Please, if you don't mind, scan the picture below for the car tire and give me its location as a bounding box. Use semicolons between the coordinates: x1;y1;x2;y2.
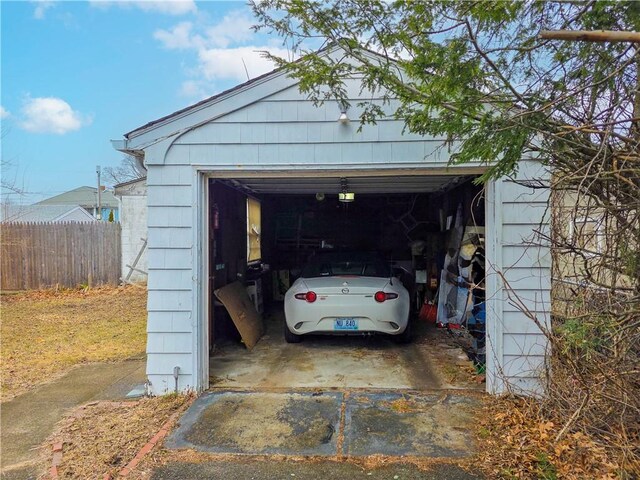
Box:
393;319;412;344
284;323;302;343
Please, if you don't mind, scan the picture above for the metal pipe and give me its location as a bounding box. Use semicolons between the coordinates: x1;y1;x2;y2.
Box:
96;165;102;220
173;366;180;394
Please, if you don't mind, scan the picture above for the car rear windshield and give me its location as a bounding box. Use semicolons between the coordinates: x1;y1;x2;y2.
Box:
301;253;391;278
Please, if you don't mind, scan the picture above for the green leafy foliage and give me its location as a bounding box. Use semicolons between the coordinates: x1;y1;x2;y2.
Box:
252;0;639;182
536;452;559;480
253;3;640;474
554;316;608;360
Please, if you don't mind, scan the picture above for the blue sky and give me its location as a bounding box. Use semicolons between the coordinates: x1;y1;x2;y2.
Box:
1;0;293;203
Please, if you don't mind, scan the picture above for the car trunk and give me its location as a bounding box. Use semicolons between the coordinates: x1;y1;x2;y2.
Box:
299;276;391;296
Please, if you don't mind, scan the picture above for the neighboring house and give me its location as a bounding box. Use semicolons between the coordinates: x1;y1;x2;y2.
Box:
113;45;551;397
552;188;632;299
114;177;148;284
36;186;119;221
0;204;97;223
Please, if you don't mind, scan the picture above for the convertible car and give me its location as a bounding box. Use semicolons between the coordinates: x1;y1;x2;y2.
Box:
283;251;411;343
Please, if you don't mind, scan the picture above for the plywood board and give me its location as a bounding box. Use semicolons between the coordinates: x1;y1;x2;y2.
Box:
214;281;264;350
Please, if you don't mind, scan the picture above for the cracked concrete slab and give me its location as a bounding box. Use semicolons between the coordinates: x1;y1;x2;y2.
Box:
166;391;342;456
210;312;441;390
172;313;481;464
343;392;476;457
167;390;477;459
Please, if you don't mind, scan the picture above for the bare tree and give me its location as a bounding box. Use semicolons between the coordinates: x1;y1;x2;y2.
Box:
103;155;146;186
1;127;24;197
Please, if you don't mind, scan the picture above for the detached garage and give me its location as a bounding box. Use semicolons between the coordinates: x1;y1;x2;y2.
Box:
113;48;551;397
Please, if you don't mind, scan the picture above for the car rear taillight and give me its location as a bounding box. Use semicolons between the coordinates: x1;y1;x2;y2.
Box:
374;291;398;303
295;291;317;303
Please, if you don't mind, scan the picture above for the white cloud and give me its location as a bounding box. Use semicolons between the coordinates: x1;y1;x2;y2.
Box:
154;8;293;98
153;10;257;51
0;106;10;119
32;0;56;19
197;46;289;83
19;97;91;134
154;21;199;50
89;0;196;16
204;10;255;48
132;1;196;15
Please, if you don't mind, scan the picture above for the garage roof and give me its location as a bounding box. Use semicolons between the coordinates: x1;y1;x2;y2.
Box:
221;175;472;195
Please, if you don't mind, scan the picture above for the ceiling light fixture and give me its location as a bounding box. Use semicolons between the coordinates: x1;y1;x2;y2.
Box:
339;191;355;202
338;178;355;203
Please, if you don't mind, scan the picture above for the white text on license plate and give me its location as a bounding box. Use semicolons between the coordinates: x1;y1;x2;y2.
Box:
334;318;358;330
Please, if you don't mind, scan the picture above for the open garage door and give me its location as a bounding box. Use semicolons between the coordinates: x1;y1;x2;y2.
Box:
206;172;487;392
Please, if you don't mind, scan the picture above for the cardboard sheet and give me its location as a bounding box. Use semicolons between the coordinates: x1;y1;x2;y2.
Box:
214;281;264;350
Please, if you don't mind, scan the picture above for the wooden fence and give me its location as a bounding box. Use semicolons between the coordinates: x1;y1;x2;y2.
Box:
1;222;121;290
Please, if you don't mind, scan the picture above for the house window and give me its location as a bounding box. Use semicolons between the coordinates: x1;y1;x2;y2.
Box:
247;197;261;263
569;216;604;255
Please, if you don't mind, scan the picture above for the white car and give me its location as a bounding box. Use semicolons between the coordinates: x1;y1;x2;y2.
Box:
284;251;411;343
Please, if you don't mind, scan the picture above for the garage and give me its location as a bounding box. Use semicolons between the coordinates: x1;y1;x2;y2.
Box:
206;172;486;389
113;46;551;397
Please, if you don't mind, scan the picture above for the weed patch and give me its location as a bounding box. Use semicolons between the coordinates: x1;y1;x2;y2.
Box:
477;396;634;479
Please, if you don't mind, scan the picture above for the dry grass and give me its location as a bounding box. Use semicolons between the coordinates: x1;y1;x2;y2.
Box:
476;395;635;480
45;394;192;479
1;285;147;401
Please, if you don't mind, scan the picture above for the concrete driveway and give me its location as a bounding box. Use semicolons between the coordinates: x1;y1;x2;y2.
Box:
157;313;484;479
209;310;481;391
0;359;146;480
152;459;483;479
166;389;479;457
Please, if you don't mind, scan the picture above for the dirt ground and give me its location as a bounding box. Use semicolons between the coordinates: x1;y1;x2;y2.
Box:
1;285;147;401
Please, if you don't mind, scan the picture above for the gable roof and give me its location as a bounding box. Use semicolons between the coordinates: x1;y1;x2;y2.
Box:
115;44;396;156
113;176;147;189
0;204;97;223
125;67;285;139
36;186;119;209
122;44;372;141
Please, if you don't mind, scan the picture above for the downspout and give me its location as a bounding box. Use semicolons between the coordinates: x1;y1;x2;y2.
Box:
134;153;147;174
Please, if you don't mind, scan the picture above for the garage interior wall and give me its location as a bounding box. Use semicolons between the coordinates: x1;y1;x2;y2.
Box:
208;181;250;345
208;176;486;347
136;68;550;396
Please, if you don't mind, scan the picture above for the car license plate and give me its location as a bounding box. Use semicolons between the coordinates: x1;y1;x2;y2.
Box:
334;318;358;330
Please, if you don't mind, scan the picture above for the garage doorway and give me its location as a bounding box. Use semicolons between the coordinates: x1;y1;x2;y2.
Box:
205;172;487;391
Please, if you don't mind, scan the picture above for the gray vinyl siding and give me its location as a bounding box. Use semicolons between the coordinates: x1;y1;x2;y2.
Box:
487;158;551;395
136;71;551;396
166;82;454;169
145;162;196;393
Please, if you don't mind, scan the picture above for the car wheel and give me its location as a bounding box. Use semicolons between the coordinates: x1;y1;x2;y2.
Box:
284;322;302;343
393;319;412;344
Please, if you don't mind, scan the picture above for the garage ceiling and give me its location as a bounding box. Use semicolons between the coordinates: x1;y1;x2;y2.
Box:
222;175;473;195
